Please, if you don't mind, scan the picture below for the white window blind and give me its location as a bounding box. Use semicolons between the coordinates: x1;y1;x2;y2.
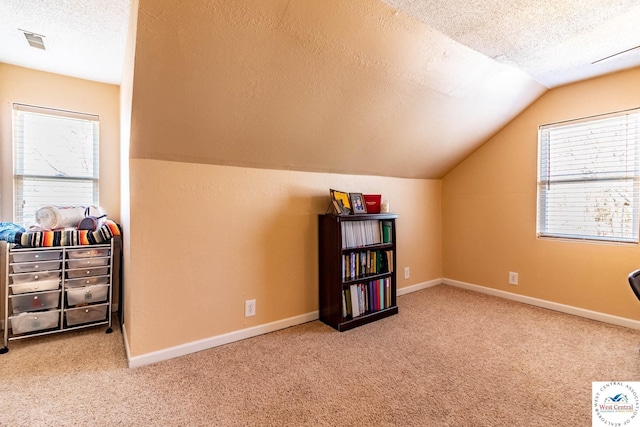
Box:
537;107;640;243
13;104;99;227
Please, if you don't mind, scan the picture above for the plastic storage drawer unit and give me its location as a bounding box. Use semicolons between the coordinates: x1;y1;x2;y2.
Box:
65;305;108;326
10;310;60;334
10;271;61;284
11;260;61;274
66;266;109;279
65;275;109;288
10;290;61;314
66;257;110;269
11;250;62;263
66;248;110;259
3;240;114;351
66;284;109;306
10;278;60;295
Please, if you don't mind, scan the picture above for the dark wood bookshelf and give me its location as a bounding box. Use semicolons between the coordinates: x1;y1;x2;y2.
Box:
318;213;398;331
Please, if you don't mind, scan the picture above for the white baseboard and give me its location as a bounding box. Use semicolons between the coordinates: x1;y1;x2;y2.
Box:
125;280;442;368
397;278;442;296
126;275;640;368
128;311;319;368
443;278;640;331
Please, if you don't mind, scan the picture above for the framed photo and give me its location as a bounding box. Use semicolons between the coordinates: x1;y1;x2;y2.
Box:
330;189;351;215
349;193;367;214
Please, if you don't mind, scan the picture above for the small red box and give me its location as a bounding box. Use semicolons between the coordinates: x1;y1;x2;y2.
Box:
363;194;381;214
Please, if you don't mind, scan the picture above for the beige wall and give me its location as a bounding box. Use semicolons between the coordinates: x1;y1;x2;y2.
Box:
442;67;640;320
125;159;441;356
131;0;543;180
0;63;121;223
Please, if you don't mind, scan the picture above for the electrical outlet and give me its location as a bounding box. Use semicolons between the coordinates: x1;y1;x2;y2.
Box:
404;267;410;279
245;299;256;317
509;272;519;285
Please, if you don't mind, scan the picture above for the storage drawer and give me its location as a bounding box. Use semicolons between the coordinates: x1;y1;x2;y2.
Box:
10;270;61;284
66;275;109;288
66;248;110;259
10;278;60;295
10;310;60;334
11;250;62;263
66;266;109;279
66;284;109;306
66;257;109;269
10;290;61;314
11;260;61;274
65;305;108;326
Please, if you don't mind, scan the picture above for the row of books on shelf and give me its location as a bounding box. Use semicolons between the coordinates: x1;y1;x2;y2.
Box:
342;250;393;281
341;278;392;319
341;220;393;249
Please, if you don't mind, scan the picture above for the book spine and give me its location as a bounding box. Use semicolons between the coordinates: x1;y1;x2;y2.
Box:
385;278;391;308
350;284;360;317
342;290;347;318
382;221;392;243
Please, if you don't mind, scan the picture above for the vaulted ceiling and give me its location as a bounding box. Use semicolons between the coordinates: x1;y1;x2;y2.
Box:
2;0;639;178
384;0;640;88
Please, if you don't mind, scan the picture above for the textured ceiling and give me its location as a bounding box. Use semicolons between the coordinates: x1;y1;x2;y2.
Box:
0;0;130;84
1;1;638;88
382;0;640;88
2;0;640;178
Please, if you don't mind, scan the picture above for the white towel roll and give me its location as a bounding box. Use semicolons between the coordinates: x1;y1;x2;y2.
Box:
35;206;107;229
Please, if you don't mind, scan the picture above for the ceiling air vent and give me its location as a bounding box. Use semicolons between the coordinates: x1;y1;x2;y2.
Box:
20;29;46;50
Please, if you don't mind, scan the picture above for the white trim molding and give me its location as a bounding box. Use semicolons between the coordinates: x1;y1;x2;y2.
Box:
397;279;442;296
126;280;444;368
128;311;319;368
125;279;443;368
125;276;640;368
443;278;640;331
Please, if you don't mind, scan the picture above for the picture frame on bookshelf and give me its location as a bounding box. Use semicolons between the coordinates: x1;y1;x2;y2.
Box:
332;199;347;215
330;189;351;215
349;193;367;214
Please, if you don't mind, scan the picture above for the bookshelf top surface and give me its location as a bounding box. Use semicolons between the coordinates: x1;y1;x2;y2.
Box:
321;213;398;221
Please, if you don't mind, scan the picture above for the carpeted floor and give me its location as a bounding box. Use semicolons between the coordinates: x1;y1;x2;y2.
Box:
1;284;639;426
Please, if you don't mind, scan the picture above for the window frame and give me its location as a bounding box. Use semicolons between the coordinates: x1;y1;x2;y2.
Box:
536;107;640;244
12;103;100;227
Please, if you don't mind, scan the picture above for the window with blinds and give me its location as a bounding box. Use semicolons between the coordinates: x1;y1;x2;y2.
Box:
537;108;640;243
13;104;99;227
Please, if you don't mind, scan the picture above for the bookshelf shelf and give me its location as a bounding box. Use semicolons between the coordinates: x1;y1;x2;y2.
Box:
318;213;398;332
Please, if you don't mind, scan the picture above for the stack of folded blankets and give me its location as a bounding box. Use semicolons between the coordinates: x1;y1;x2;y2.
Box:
0;205;120;247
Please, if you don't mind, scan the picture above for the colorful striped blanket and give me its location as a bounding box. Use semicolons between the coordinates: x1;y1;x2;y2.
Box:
14;220;121;247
